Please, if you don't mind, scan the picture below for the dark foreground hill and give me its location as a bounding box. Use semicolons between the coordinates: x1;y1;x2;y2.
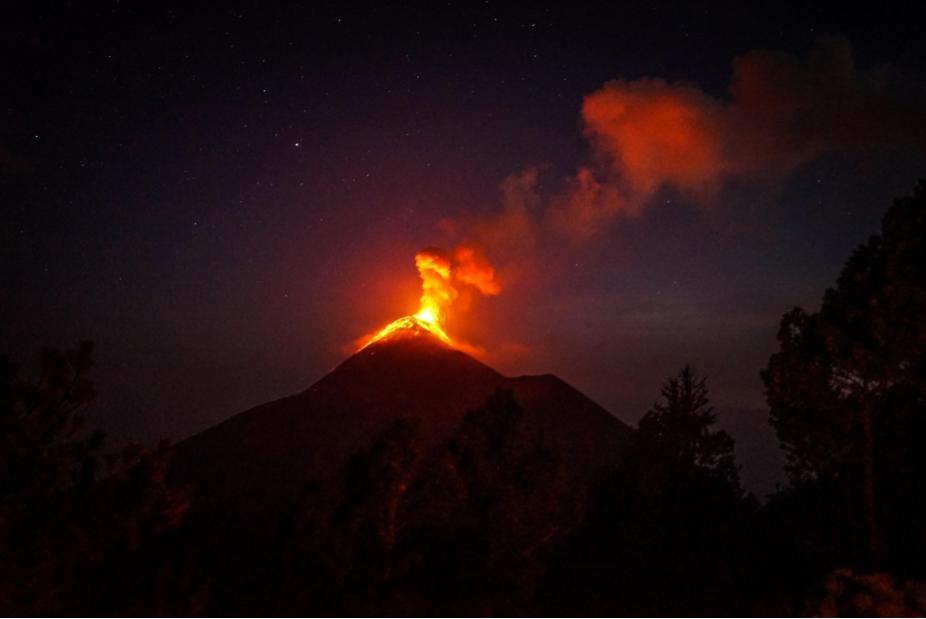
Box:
169;327;631;609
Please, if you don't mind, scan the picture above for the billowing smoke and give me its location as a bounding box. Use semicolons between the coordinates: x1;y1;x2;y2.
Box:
410;36;926;348
455;35;926;247
413;245;501;321
550;35;926;237
413;249;456;320
451;245;502;296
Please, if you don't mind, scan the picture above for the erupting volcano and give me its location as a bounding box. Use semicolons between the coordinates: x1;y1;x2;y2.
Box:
165;234;643;616
360;246;500;349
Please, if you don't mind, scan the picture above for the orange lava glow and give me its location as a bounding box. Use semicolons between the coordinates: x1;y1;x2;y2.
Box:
360;314;452;349
359;245;500;350
360;250;458;349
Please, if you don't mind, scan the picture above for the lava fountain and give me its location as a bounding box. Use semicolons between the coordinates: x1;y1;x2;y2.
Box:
359;246;499;349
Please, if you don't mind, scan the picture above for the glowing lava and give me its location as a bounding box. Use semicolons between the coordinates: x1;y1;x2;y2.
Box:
360;250;457;349
361;314;452;349
359;245;501;351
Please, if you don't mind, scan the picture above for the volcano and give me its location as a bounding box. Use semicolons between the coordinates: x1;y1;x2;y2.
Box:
170;328;631;597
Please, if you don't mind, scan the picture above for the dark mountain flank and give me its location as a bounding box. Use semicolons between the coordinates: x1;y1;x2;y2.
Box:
170;329;631;601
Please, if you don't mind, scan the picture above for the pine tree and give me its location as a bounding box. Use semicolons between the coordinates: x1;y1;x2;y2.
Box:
763;181;926;568
637;365;740;489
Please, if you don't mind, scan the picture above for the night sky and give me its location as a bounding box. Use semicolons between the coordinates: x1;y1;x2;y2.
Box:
4;2;926;494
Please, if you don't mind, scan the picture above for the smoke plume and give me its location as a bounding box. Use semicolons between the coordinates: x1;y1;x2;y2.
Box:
550;35;926;237
415;36;926;346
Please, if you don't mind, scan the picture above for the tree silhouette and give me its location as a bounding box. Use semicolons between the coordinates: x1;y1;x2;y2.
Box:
637;364;740;490
408;389;581;612
550;366;749;615
763;181;926;569
279;418;423;613
280;389;579;615
0;342;194;614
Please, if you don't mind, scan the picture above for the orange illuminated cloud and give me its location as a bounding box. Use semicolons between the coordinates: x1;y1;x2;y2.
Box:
360;36;926;353
581;78;724;198
452;245;501;296
553;35;926;238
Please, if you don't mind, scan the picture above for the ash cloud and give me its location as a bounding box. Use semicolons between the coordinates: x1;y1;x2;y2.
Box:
463;36;926;248
558;35;926;236
421;35;926;359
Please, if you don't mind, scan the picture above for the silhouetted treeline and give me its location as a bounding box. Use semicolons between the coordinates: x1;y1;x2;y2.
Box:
4;182;926;615
544;364;753;615
0;343;204;615
269;390;581;615
755;180;926;613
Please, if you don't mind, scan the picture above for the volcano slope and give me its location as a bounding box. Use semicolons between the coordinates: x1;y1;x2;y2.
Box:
170;327;631;604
